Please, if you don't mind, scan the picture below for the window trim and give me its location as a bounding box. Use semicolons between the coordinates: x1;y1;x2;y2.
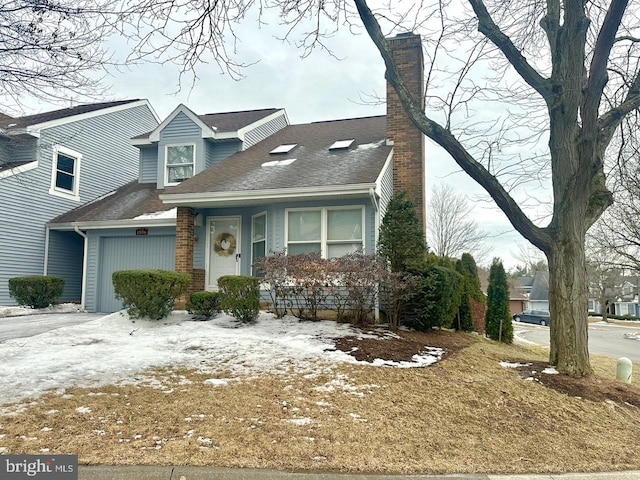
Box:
164;143;196;186
251;212;267;276
285;206;365;258
49;145;82;201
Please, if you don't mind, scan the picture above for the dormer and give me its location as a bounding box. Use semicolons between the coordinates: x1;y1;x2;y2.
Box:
132;104;289;189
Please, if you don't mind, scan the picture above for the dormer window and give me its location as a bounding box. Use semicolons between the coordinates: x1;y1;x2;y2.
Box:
166;144;195;185
329;139;355;150
49;145;82;201
270;144;297;154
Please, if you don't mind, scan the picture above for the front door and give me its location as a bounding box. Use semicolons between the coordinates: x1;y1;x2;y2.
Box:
207;216;241;290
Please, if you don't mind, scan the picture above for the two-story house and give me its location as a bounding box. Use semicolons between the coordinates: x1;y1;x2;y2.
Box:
48;32;427;313
0;100;159;306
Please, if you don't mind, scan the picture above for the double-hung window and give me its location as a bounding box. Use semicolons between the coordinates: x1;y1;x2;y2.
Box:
286;207;364;257
165;144;195;185
49;145;82;200
252;212;267;276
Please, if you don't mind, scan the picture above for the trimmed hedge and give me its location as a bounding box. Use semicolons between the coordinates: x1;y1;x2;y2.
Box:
112;269;190;320
187;291;221;319
218;275;260;323
8;276;65;309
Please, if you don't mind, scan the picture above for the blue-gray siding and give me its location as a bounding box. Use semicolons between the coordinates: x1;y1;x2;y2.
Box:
243;113;288;150
378;158;394;220
138;146;158;184
47;230;83;302
84;227;176;312
157;112;204;188
0;103;158;306
204;140;241;170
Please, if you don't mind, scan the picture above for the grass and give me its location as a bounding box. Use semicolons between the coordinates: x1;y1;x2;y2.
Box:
0;336;639;474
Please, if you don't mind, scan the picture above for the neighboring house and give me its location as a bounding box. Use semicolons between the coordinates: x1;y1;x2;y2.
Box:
48;32;427;313
0;100;159;306
589;277;640;317
528;271;550;312
509;279;528;316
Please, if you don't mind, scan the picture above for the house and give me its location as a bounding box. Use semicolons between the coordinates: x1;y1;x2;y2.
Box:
0;100;159;306
48;32;427;313
528;271;549;312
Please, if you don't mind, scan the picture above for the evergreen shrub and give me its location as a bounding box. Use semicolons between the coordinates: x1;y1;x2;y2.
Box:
8;276;65;309
112;269;190;320
218;275;260;323
485;258;513;343
187;291;221;319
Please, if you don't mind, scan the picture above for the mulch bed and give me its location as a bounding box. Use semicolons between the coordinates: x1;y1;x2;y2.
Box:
332;329;640;407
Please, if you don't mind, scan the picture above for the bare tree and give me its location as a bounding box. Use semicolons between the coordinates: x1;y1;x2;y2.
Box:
585;237;625;323
510;242;548;277
0;1;121;111
428;183;490;262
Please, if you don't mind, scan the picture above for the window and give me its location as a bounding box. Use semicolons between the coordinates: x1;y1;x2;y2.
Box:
49;145;82;200
286;207;363;258
165;144;195;185
252;212;267;276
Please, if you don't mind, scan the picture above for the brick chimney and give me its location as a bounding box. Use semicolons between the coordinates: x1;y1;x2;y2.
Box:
386;32;426;235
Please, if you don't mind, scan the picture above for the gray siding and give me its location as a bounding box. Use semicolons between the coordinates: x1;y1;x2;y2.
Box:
204;140;241;170
47;230;83;302
84;227;176;312
243;113;288;150
157;112;204;188
138;146;158;184
0;103;158;306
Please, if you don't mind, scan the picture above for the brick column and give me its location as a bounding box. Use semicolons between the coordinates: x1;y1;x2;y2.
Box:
386;32;426;237
175;206;195;309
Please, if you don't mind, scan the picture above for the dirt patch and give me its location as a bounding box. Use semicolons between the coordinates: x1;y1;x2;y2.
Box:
507;360;640;407
333;329;476;363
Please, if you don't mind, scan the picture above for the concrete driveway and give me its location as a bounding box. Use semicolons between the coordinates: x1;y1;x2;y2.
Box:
0;312;103;342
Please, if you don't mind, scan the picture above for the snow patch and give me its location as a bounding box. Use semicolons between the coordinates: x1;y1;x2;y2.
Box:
133;208;177;220
500;361;532;369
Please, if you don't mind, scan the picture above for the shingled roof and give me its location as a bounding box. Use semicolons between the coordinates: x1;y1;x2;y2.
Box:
164;115;390;196
0;100;142;129
132;107;283;141
49;181;174;225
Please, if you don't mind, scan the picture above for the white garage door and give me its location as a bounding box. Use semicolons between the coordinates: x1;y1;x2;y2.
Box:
97;235;176;313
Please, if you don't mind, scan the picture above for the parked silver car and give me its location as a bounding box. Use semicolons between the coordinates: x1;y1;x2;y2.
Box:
513;309;551;326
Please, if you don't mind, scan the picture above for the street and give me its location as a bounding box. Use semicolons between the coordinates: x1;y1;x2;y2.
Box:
515;321;640;362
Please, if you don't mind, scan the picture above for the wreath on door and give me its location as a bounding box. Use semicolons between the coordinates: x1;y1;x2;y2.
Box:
214;232;236;256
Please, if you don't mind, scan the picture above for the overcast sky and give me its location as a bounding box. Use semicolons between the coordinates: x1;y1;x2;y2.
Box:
26;15;541;270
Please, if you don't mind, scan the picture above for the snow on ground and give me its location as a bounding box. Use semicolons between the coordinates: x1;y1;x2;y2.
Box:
0;310;440;408
0;303;82;318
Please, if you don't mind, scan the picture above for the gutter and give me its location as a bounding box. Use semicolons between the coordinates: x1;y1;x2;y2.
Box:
74;225;88;311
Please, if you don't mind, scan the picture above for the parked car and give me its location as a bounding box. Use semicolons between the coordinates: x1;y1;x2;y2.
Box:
513;309;551;326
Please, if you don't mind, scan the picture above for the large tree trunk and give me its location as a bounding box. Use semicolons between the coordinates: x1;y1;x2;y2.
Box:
547;229;592;376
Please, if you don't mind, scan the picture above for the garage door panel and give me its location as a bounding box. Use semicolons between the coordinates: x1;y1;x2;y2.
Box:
98;236;176;313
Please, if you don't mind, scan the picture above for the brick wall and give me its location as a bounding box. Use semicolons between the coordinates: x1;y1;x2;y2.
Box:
386;32;426;235
175;206;195;309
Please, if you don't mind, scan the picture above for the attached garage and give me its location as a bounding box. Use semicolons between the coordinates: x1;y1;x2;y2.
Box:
94;234;176;313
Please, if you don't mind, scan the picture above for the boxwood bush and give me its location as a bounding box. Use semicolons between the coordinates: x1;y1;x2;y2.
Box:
8;276;65;309
112;269;190;320
218;275;260;323
187;291;221;319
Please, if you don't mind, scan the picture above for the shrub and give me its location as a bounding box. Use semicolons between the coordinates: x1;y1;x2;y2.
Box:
253;251;292;318
332;253;382;326
218;275;260;323
112;269;190;320
187;291;221;319
485;258;513;343
379;269;421;330
404;260;464;331
378;191;427;272
8;276;65;309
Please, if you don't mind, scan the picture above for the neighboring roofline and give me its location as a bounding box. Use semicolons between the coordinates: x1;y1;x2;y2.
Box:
132;107;288;146
159;183;377;206
48;218;176;231
0;160;38;179
24;100;158;134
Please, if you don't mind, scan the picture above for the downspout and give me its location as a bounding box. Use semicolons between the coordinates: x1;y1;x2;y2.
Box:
74;224;88;311
369;187;380;322
43;226;50;275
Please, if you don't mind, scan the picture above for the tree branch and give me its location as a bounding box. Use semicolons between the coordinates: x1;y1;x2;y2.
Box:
353;0;550;252
466;0;550;103
598;70;640;144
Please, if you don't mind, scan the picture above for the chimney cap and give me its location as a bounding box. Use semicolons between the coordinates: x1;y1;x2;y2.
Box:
393;31;417;38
